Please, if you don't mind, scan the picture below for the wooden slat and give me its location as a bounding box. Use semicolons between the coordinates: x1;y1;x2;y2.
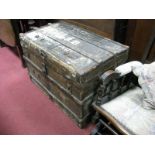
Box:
50;21;129;54
38;25;114;64
24;30;97;75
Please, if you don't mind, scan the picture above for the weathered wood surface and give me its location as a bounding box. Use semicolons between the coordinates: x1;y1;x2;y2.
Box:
23;51;99;100
20;21;129;127
27;62;92;128
20;21;129;83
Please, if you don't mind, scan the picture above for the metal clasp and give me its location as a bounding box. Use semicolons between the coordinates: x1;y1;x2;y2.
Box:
41;62;47;75
39;50;48;75
67;82;72;93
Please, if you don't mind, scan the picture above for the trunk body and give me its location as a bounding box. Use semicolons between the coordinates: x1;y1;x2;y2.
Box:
20;21;129;128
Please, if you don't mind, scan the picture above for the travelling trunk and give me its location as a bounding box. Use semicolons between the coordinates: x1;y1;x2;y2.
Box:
20;21;129;128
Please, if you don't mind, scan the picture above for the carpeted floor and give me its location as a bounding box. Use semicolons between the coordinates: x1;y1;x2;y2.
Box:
0;47;93;134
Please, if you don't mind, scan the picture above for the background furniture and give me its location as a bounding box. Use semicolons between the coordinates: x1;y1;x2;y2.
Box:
90;65;155;135
0;20;16;47
125;19;155;62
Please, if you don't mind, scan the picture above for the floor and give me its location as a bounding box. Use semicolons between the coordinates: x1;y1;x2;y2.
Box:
0;47;93;134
